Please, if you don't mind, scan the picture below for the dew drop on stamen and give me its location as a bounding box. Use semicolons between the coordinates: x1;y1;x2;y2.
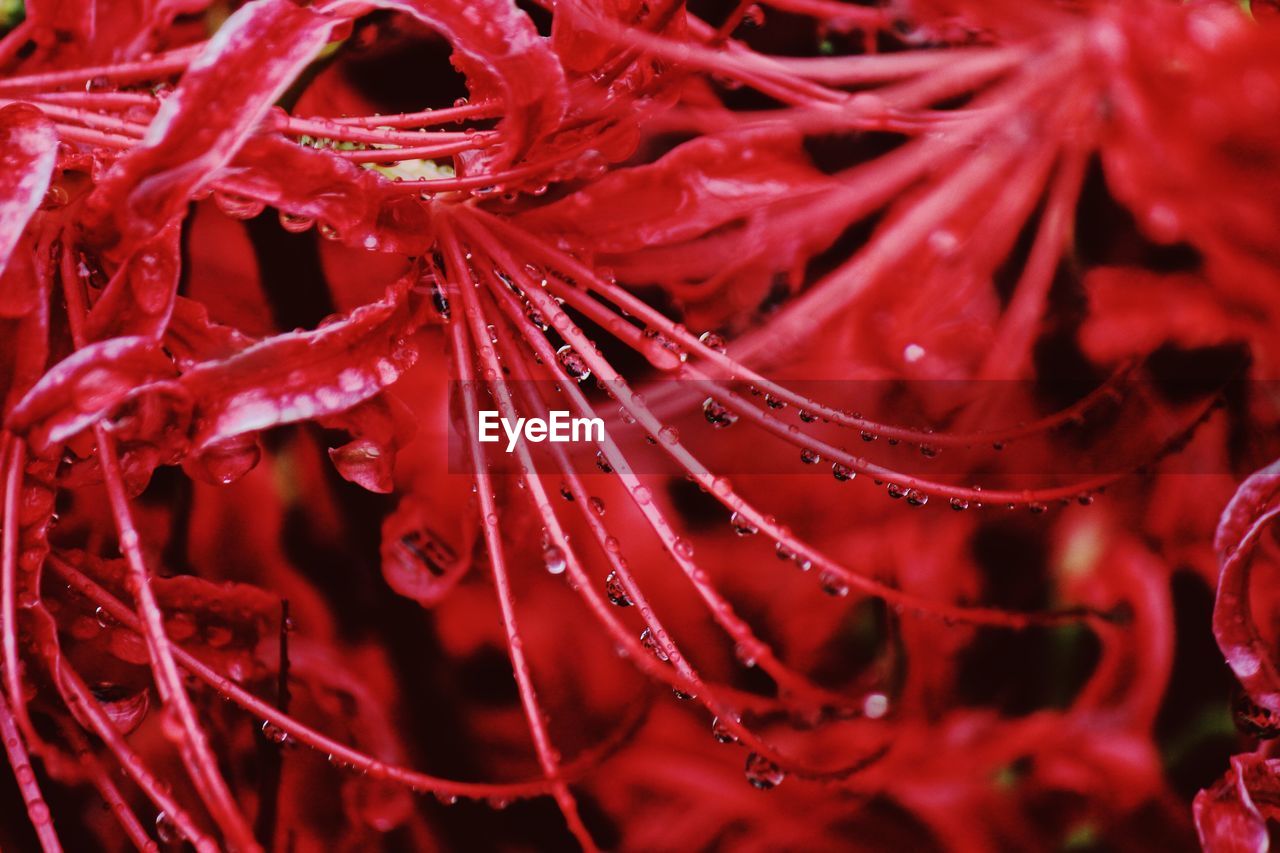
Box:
556;345;590;381
905;489;928;507
949;497;970;511
605;571;632;607
730;511;758;536
155;812;179;844
744;753;785;790
712;716;739;744
590;496;606;516
765;394;785;410
886;483;905;500
818;570;849;597
640;628;669;661
698;330;728;354
799;448;820;465
543;545;567;575
1028;501;1047;515
673;538;694;559
595;452;613;473
261;720;290;745
703;397;738;428
861;430;877;442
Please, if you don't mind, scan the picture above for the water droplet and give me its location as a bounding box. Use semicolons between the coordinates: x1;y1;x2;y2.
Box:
605;571;632;607
155;811;179;843
831;462;854;482
818;570;849;597
640;628;669;661
40;183;69;210
920;444;940;459
672;538;694;559
213;192;264;219
543;545;567;575
698;331;727;354
672;686;696;700
886;483;905;500
261;720;291;745
799;448;820;465
91;684;150;735
702;397;738;428
525;305;547;330
744;753;785;790
590;496;606;516
730;512;758;536
711;716;739;743
658;425;680;445
1028;501;1047;515
861;430;877;442
798;409;817;423
595;452;613;473
765;394;785;410
949;497;970;511
94;606;115;629
1077;493;1094;506
278;211;315;233
905;489;928;507
862;692;890;720
189;436;261;485
204;623;233;648
1233;691;1280;738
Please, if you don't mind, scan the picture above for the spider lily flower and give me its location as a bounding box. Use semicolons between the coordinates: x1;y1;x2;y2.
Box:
0;0;1274;850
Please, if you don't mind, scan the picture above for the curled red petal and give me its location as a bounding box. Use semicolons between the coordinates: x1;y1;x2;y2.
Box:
85;0;345;253
364;0;568;169
1194;755;1278;853
82;224;182;343
519;127;830;252
4;336;177;450
0;105;58;278
320;393;416;493
1213;459;1280;711
180;281;421;452
227;136;433;254
163;296;257;368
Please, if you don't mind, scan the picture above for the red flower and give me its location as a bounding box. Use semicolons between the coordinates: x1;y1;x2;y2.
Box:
0;0;1276;850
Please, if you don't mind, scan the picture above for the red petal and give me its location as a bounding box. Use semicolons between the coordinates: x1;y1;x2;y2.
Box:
180;281;422;453
321;393;416;494
1213;459;1280;711
374;0;568;168
0;105;58;277
82;224;182;343
5;336;177;450
85;0;345;253
1194;755;1276;853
